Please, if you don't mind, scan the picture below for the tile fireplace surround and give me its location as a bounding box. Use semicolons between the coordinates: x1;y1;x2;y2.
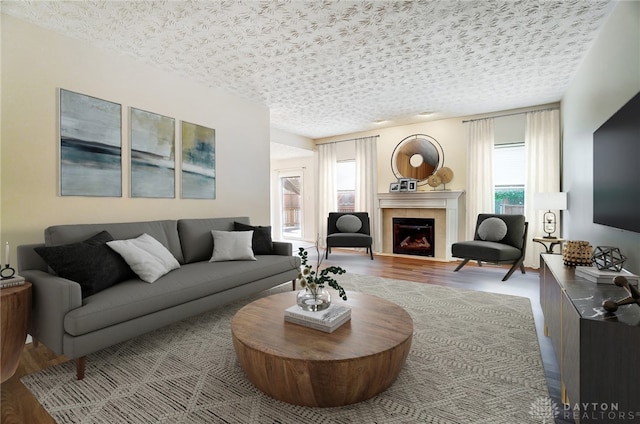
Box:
377;191;464;261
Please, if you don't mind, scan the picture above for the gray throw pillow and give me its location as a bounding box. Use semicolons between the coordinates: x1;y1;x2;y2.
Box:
336;214;362;233
209;230;256;262
477;217;508;242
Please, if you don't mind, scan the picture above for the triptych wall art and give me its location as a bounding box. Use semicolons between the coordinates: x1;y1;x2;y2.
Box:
59;89;216;199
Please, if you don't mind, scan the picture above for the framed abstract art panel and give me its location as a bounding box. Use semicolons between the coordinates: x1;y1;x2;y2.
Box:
181;121;215;199
59;89;122;197
130;108;175;198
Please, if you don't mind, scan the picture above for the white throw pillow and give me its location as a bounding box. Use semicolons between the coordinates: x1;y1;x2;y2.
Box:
210;230;256;262
107;233;180;283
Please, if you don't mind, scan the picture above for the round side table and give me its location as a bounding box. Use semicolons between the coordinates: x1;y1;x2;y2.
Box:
1;282;32;383
533;237;565;254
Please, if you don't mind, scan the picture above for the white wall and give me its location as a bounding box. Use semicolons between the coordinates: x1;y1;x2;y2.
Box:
271;127;315;151
0;15;272;265
495;114;526;145
562;0;640;273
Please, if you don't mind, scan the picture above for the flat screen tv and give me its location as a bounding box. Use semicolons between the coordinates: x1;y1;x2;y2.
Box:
592;91;640;233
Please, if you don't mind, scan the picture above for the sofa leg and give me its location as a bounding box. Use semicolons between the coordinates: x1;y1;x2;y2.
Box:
76;356;86;380
292;279;296;291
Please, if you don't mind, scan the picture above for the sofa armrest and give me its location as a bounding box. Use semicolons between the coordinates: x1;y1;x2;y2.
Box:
17;243;49;272
21;269;83;356
272;241;292;256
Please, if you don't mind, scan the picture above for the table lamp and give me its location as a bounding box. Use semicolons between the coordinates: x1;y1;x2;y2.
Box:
533;192;567;238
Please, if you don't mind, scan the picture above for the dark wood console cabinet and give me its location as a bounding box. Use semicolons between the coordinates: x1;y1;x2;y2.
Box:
540;254;640;423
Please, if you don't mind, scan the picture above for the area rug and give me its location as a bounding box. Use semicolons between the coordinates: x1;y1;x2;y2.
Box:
21;274;551;423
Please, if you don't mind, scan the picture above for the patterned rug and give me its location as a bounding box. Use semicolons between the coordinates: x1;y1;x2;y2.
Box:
21;274;552;423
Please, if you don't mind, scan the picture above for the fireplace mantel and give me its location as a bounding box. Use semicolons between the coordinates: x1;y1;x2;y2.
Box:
377;190;464;261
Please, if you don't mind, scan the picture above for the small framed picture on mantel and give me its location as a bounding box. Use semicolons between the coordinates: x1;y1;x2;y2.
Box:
390;182;400;192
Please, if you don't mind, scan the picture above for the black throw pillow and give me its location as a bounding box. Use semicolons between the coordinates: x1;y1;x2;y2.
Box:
35;231;135;298
233;222;274;255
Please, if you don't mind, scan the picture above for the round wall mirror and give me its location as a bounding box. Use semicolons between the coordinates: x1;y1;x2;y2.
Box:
391;134;444;184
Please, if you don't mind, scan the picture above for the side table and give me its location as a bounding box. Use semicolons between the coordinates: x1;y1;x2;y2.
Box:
533;237;564;254
1;282;32;383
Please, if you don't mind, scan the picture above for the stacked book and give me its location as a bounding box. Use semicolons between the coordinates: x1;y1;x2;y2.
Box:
0;275;26;289
284;304;351;333
575;266;639;286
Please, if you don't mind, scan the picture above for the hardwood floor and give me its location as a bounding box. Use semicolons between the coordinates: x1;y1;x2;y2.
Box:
1;247;573;424
1;342;66;423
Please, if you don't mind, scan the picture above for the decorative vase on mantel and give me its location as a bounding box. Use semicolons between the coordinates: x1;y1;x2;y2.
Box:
296;287;331;312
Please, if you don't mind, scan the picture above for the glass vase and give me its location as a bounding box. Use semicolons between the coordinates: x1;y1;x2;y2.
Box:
296;287;331;312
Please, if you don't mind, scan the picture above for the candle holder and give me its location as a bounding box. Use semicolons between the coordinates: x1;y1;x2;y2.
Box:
1;265;16;280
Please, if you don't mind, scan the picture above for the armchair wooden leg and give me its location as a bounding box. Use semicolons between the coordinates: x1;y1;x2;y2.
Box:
454;258;470;272
325;247;330;259
76;356;86;380
502;258;526;281
502;266;518;281
369;247;373;260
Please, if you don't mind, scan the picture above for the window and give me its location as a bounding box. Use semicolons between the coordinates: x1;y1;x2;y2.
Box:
494;143;525;215
280;175;302;239
336;160;355;213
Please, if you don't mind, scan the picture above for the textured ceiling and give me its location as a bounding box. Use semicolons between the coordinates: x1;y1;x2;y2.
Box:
2;0;614;140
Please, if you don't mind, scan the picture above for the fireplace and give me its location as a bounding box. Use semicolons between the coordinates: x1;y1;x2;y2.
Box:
378;191;463;260
393;218;435;257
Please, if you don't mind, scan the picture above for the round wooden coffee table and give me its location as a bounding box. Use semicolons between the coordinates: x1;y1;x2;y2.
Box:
231;291;413;407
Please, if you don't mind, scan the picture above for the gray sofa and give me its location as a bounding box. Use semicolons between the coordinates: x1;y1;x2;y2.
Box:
17;217;300;379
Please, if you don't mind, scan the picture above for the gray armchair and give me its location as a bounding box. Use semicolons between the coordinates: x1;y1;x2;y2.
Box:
326;212;373;260
451;214;528;281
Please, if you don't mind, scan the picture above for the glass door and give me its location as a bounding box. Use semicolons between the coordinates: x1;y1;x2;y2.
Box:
280;175;302;239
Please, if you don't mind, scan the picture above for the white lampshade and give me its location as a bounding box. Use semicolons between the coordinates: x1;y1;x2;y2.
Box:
533;192;567;210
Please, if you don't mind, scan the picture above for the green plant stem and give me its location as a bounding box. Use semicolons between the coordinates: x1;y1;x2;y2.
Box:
297;246;347;301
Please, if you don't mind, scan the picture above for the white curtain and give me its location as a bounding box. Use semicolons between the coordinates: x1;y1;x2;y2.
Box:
465;118;495;239
355;136;379;252
524;109;561;268
317;142;337;248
